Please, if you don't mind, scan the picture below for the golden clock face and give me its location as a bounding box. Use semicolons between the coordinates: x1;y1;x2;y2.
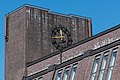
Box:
51;25;72;50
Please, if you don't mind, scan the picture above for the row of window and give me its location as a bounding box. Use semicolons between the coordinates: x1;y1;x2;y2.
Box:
32;63;78;80
32;48;118;80
56;63;78;80
90;48;118;80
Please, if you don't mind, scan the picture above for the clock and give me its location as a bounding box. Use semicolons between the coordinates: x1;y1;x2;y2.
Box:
51;25;72;50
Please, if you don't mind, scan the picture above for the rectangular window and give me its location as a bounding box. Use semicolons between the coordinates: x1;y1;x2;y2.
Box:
106;48;118;80
63;67;70;80
70;64;78;80
90;55;100;80
56;70;62;80
98;52;108;80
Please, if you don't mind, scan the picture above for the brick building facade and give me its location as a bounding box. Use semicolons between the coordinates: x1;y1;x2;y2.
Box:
5;4;120;80
25;24;120;80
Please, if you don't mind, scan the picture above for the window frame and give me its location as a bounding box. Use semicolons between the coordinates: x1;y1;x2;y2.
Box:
90;55;101;80
62;66;70;80
106;48;118;80
98;51;109;80
69;63;78;80
56;69;63;80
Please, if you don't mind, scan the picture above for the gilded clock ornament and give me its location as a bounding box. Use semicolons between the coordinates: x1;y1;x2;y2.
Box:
51;25;72;50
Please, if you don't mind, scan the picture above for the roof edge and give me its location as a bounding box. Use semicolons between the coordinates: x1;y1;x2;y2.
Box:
5;4;50;17
5;4;91;20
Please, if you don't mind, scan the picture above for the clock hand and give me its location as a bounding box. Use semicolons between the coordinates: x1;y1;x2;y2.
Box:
51;29;64;40
51;36;64;39
60;29;64;40
60;29;63;36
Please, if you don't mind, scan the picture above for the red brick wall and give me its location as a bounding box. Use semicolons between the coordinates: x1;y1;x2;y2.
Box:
5;7;26;80
26;27;120;80
25;6;92;62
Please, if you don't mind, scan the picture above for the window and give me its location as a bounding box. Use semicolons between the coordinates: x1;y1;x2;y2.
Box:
56;70;62;80
98;52;108;80
63;67;70;80
70;64;78;80
90;55;100;80
106;49;118;80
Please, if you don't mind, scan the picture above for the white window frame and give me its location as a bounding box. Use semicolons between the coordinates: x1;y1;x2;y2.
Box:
70;63;78;80
90;55;100;80
106;48;118;80
98;52;109;80
63;67;70;80
56;70;62;80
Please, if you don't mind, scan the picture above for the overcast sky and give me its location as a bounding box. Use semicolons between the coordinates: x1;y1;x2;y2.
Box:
1;0;120;80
